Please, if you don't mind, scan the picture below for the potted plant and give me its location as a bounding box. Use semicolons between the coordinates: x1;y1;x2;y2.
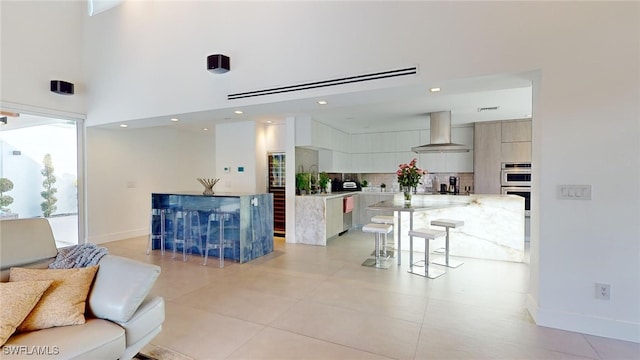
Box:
318;172;330;193
380;183;386;192
296;172;311;195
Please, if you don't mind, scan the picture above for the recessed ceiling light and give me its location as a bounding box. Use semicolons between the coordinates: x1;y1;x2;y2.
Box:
170;118;179;122
234;110;243;115
203;128;209;131
429;87;441;92
317;100;328;105
119;124;128;128
267;120;272;124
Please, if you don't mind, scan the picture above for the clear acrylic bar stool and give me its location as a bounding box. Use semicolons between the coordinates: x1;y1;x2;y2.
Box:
172;209;202;261
204;211;235;267
147;208;168;255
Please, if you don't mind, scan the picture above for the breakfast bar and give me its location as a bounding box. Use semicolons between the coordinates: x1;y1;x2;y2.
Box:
368;194;526;262
150;192;274;263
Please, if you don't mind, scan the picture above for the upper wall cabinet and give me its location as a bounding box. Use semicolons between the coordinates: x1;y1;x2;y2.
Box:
501;120;532;143
295;118;334;150
351;133;374;153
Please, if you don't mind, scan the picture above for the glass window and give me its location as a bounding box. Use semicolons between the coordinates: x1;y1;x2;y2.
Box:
0;114;81;248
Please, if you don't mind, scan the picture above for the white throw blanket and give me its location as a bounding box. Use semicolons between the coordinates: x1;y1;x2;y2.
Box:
48;243;109;269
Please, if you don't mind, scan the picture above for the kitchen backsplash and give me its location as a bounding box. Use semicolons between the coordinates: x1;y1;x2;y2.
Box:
359;172;474;194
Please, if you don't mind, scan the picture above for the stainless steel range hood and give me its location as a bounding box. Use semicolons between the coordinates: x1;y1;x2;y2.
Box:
411;111;469;153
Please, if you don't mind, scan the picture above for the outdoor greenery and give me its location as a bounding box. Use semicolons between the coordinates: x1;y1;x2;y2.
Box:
0;177;14;213
40;153;58;217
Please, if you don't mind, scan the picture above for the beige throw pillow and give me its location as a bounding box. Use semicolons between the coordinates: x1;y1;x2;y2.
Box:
9;266;98;332
0;280;53;345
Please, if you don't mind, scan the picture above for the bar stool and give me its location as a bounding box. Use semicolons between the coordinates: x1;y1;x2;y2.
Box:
203;211;236;268
361;223;393;269
147;208;168;255
371;215;395;259
430;219;464;268
407;228;447;279
172;209;203;261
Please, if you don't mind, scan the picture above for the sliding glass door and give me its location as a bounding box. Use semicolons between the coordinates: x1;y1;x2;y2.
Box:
0;113;82;247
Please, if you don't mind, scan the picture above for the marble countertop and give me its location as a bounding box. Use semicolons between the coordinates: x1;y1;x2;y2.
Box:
297;191;362;199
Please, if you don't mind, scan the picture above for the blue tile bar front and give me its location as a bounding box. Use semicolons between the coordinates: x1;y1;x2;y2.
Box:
150;192;274;263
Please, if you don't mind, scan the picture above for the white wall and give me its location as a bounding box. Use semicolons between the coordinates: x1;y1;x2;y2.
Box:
215;121;259;193
86;126;215;243
1;0;638;343
0;0;85;116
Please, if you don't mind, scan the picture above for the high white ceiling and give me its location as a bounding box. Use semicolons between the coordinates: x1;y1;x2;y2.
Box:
1;72;532;134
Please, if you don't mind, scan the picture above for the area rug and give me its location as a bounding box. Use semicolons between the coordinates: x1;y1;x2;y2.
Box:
134;344;194;360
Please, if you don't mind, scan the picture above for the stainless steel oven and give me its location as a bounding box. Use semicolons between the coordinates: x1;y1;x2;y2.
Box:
501;162;531;186
501;163;531;216
501;186;531;216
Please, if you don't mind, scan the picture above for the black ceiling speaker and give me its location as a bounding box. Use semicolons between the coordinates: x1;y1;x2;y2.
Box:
50;80;74;95
207;54;230;74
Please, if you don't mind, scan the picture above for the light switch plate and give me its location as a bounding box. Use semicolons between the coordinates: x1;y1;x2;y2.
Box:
557;185;591;200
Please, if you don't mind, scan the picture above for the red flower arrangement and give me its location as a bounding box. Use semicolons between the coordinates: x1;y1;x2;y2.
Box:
396;158;425;189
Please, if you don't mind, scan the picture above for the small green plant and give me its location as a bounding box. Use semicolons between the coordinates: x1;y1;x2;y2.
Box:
0;177;14;213
380;183;386;192
318;172;330;192
296;172;311;194
361;179;369;187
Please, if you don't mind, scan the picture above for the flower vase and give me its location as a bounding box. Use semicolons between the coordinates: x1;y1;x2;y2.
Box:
402;186;412;206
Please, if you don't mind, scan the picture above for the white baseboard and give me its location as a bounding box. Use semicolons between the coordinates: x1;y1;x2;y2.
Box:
527;294;639;343
89;228;147;244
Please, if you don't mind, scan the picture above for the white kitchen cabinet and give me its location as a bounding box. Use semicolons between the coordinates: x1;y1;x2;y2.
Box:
295;118;334;150
351;133;373;153
350;153;372;173
332;128;351;153
371;152;396;173
371;133;395;153
295;117;313;147
319;149;351;173
312;121;333;149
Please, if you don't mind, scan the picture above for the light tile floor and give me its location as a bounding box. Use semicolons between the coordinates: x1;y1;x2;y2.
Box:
104;231;639;360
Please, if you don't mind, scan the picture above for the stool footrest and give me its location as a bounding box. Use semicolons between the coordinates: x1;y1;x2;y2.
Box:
432;258;464;268
408;266;445;279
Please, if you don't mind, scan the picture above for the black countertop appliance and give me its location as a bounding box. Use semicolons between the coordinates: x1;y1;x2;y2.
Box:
449;176;460;194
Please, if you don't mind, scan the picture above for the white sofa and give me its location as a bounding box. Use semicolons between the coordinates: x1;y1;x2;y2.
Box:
0;218;165;360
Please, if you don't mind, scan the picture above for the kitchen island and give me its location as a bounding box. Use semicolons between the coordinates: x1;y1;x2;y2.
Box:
368;194;525;262
150;192;273;263
296;192;525;262
295;191;360;246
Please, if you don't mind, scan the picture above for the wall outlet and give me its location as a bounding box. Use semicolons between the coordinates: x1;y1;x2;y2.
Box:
595;283;611;300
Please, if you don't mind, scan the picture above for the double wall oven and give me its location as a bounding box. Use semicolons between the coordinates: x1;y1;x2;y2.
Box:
501;162;531;216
